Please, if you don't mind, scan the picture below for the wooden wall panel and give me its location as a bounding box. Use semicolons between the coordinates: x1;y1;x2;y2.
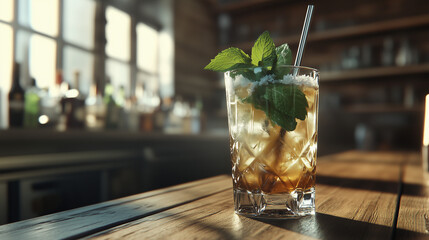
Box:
174;0;219;108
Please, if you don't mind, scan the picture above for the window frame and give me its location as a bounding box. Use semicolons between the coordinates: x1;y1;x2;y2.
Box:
0;0;162;99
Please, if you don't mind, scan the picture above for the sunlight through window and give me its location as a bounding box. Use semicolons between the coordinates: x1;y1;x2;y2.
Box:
0;23;13;129
30;34;56;89
63;0;95;49
137;23;159;73
106;6;130;61
0;23;13;91
0;0;14;22
30;0;59;36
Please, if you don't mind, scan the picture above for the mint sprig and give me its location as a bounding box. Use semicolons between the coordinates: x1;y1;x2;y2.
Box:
273;43;293;78
244;84;308;131
204;47;253;72
251;31;276;67
204;31;308;132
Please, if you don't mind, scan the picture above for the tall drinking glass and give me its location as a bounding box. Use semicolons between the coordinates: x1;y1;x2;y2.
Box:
225;65;319;218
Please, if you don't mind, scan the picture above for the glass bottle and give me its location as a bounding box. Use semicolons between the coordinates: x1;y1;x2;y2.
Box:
63;70;85;129
23;78;41;128
85;81;106;130
8;62;25;128
104;78;119;130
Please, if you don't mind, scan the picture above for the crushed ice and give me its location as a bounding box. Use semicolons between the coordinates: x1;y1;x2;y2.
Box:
232;73;318;94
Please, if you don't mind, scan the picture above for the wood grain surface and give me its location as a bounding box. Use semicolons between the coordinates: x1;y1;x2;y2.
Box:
1;151;427;240
0;175;230;240
395;153;429;239
85;151;406;240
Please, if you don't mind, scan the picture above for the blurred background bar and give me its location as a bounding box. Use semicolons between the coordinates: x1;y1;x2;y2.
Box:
0;0;428;224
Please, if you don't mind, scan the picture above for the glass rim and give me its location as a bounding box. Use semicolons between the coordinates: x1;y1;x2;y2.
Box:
226;65;319;73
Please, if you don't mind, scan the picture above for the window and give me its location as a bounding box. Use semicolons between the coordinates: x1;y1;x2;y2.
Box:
106;6;130;61
0;0;14;22
29;34;56;89
29;0;59;36
0;23;13;91
63;0;96;49
136;22;160;106
137;23;159;73
63;46;94;95
0;22;13;128
1;1;168;128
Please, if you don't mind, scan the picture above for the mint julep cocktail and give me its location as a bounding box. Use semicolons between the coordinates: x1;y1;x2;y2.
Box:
205;31;319;218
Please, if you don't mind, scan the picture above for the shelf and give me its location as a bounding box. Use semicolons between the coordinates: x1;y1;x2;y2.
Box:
320;63;429;82
344;104;423;113
216;0;287;12
232;14;429;50
0;129;227;142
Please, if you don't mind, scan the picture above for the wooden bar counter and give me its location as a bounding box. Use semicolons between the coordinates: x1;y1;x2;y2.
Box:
0;151;427;239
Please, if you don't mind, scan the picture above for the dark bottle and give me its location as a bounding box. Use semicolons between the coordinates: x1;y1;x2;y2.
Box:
8;62;25;128
63;70;85;129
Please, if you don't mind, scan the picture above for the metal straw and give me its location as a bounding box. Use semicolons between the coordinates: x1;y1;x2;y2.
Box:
294;5;314;74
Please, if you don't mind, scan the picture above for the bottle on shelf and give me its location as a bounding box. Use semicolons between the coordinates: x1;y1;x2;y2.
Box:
126;95;140;131
115;85;130;130
23;78;41;128
381;37;394;67
85;80;106;130
56;70;69;131
62;70;86;129
395;38;413;66
190;97;203;134
8;62;25;128
39;71;63;129
152;97;167;132
104;77;119;130
157;97;173;132
166;96;190;134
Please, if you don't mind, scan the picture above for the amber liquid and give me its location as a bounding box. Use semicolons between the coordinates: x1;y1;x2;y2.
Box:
228;85;318;194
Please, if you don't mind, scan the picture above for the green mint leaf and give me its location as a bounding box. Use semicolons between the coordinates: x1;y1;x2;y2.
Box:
268;110;297;131
204;47;253;72
205;30;309;132
263;84;308;121
245;84;308;131
251;31;276;67
273;43;293;78
275;43;293;65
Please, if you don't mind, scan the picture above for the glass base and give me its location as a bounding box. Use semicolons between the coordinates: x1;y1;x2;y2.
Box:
234;187;315;219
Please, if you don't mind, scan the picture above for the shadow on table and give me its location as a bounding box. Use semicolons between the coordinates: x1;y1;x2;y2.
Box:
254;213;392;240
318;175;429;197
317;175;399;194
402;182;429;197
395;228;429;239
